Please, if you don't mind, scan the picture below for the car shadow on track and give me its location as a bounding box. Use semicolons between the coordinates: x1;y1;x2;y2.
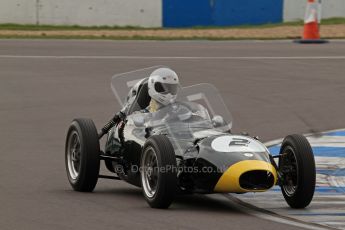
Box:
91;185;239;213
173;194;240;213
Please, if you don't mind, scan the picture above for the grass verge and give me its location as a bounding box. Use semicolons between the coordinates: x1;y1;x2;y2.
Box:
0;18;344;31
0;18;344;40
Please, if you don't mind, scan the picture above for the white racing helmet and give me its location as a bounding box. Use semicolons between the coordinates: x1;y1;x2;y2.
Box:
148;68;180;106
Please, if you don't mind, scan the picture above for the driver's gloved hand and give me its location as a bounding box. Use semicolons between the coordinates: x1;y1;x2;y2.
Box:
115;111;126;122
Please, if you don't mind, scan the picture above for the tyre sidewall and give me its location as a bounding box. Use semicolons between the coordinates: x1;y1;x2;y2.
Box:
65;119;100;192
279;134;315;208
141;135;177;208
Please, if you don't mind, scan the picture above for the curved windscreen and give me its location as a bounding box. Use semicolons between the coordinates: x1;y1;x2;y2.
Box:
111;66;233;132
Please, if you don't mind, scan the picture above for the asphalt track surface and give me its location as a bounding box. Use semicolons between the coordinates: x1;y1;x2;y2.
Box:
1;39;345;230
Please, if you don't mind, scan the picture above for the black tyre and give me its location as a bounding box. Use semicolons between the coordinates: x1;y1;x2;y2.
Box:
279;134;316;208
141;135;177;209
65;118;100;192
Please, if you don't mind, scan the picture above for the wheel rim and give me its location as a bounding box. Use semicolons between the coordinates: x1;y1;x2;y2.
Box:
281;146;298;196
67;131;81;180
141;146;159;198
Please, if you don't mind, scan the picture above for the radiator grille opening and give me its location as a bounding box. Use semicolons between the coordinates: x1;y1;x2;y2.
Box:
239;170;274;190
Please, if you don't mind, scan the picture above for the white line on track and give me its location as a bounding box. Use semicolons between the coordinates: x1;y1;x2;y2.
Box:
224;194;333;230
307;136;345;147
1;55;345;60
264;128;345;148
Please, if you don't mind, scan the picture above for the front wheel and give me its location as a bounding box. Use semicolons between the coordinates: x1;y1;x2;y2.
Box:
141;135;177;209
279;134;316;208
65;118;100;192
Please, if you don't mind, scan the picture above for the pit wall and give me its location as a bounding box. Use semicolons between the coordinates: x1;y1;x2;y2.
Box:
0;0;344;27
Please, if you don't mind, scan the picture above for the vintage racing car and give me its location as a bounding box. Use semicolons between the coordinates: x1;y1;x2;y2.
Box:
65;66;316;209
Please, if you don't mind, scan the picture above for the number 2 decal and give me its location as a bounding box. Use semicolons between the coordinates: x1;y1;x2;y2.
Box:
229;138;250;146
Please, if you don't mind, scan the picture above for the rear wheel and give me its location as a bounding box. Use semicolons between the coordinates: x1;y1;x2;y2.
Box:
279;134;315;208
65;118;100;192
141;135;177;209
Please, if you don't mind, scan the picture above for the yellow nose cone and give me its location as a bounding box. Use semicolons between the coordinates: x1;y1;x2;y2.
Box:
214;160;277;193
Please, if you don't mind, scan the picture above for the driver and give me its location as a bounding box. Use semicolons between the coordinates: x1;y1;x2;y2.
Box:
99;68;180;138
145;68;180;113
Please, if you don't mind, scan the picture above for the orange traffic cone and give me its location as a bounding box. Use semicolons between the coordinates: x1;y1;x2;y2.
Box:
295;0;328;44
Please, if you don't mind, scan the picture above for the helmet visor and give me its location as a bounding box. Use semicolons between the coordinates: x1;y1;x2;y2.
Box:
154;82;179;95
